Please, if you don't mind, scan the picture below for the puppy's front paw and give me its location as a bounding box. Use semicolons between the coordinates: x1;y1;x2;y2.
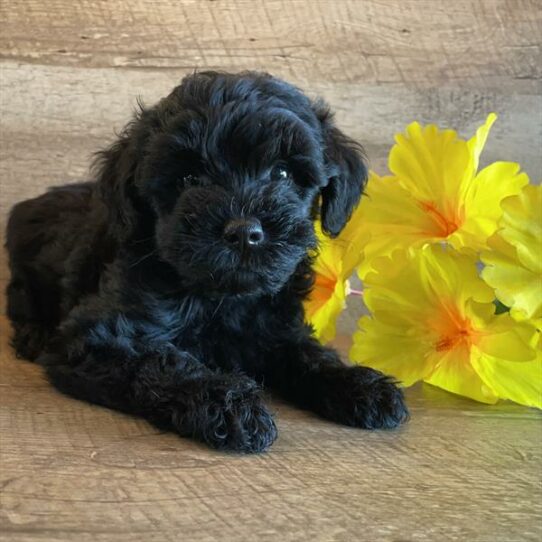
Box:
315;366;409;429
178;376;277;453
12;322;51;361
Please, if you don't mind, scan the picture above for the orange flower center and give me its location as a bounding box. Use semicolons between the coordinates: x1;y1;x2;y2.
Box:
419;200;462;238
308;273;337;315
432;305;478;354
435;329;471;352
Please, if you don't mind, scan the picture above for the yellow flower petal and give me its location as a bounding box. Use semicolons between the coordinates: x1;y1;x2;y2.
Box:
424;348;499;404
471;347;542;409
467;113;497;175
351;245;538;407
389;122;470;210
357;173;442;277
330;201;371;279
362;246;493;328
472;305;537;362
482;234;540;319
357;116;526;276
351;317;433;386
306;275;347;344
452;161;529;252
482;184;542;320
305;213;368;344
498;184;542;272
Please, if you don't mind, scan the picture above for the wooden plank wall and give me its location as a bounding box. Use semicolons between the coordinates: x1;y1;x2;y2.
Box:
1;1;541;239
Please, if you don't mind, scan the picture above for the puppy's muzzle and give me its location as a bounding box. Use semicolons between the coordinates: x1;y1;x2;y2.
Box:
223;217;264;252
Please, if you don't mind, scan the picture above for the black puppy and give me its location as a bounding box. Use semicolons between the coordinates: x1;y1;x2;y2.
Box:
6;71;407;453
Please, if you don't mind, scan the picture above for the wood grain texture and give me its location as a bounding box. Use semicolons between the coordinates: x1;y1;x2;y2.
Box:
1;0;541;88
1;1;541;540
1;317;541;542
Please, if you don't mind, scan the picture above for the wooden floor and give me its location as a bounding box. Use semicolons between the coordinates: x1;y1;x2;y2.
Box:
1;1;541;541
1;319;541;542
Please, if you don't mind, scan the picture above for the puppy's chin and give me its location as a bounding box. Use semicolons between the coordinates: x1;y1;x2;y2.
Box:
180;267;291;298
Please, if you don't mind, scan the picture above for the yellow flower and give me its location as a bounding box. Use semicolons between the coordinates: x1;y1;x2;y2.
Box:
482;184;542;324
350;245;540;408
358;114;528;277
305;210;368;343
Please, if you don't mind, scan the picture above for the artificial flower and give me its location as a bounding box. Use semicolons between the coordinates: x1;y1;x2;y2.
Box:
350;245;540;407
304;210;368;343
357;114;528;277
482;184;542;324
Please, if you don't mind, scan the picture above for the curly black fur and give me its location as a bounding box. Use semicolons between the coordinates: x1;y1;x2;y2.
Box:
6;71;408;453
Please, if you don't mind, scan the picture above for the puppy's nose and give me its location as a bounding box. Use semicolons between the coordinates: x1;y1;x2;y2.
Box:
223;218;264;249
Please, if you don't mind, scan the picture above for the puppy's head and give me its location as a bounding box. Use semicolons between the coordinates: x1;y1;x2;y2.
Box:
97;72;367;296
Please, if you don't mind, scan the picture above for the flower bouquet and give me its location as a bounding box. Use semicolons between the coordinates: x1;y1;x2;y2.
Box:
305;114;541;408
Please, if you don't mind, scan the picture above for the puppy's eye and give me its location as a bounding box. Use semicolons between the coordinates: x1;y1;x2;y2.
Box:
270;165;291;182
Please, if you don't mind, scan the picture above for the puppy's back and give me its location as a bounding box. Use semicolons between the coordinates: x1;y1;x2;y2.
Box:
6;182;95;267
6;182;99;329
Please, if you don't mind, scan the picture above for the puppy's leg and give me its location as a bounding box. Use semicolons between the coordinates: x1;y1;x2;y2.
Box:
261;335;408;429
42;318;277;453
6;272;56;361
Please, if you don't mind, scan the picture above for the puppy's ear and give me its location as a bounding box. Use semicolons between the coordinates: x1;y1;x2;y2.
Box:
315;103;367;237
93;117;147;242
